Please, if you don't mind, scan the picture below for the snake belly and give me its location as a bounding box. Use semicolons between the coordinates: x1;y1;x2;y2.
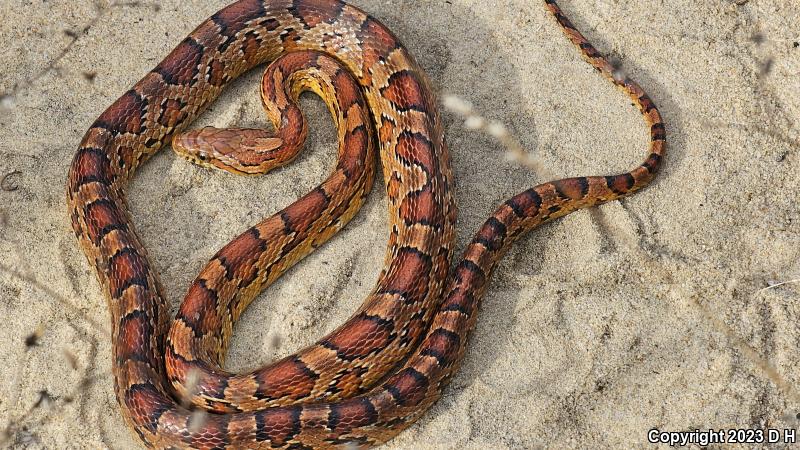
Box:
66;0;666;448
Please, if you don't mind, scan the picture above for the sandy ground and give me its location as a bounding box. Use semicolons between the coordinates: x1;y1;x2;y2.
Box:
1;0;799;448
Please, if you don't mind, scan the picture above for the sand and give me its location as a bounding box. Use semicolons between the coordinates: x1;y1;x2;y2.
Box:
1;0;798;448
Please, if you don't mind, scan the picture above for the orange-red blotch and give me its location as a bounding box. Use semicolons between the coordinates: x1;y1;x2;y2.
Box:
69;148;112;192
395;132;435;175
399;185;443;228
605;173;635;194
379;247;431;303
153;38;204;86
381;70;430;112
108;249;149;298
333;69;361;112
454;260;486;291
474;217;506;251
254;406;301;444
505;188;542;218
125;383;171;433
93;90;146;135
213;228;265;284
324;313;395;360
178;281;221;335
293;0;344;28
84;199;126;246
440;288;474;317
552;177;588;201
211;0;266;38
280;188;329;234
277;105;307;150
385;368;429;406
421;328;461;367
255;357;317;401
117;311;153;365
328;397;377;432
359;18;400;78
339;126;369;176
189;415;230;449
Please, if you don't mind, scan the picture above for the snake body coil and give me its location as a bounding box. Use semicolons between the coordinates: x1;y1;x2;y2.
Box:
67;0;665;448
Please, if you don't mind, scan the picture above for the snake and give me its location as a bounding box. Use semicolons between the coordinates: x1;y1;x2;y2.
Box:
66;0;666;448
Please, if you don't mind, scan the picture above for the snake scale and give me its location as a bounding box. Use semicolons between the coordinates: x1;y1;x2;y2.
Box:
66;0;666;448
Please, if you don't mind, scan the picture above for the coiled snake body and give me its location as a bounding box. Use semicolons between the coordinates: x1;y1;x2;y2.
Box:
67;0;665;448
